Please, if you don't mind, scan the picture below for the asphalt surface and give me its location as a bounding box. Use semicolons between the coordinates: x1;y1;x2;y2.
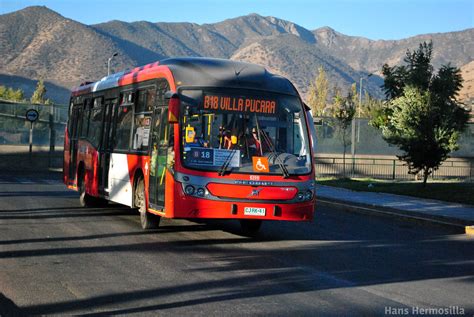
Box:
0;173;473;316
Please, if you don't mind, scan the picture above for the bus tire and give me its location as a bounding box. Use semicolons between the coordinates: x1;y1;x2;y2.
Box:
78;172;95;208
135;177;160;230
240;219;262;235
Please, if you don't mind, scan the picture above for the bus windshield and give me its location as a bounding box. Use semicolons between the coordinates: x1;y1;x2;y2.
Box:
179;89;312;176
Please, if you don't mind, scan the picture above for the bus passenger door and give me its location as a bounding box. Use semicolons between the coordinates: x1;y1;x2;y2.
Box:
98;99;116;193
149;108;168;209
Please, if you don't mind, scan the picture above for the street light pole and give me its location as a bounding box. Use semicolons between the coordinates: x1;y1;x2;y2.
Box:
357;77;363;143
357;73;372;142
359;77;363;118
107;52;118;76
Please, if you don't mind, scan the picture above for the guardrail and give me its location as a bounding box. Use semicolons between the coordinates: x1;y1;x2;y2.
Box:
315;157;473;181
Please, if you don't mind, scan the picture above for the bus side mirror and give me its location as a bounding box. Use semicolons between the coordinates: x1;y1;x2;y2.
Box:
165;91;179;124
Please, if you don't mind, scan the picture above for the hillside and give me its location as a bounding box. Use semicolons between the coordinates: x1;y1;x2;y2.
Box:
0;6;151;92
0;6;472;104
92;14;317;60
230;34;382;97
313;27;474;75
459;61;474;105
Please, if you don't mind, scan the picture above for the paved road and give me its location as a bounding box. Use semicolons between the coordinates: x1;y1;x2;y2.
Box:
1;173;473;316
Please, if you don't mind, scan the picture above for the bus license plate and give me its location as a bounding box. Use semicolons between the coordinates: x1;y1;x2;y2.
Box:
244;207;266;216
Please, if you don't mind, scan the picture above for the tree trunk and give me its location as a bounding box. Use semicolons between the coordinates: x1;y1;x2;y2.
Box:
422;167;429;187
342;130;347;178
342;148;346;178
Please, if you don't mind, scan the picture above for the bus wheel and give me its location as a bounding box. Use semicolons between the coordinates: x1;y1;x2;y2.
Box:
135;178;160;230
79;173;95;207
240;219;262;235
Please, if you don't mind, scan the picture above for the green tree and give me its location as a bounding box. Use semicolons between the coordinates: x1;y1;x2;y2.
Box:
362;91;385;118
307;66;329;116
374;42;469;185
333;90;356;177
31;79;47;104
0;86;24;102
0;86;6;99
350;83;360;115
9;88;24;101
382;42;434;99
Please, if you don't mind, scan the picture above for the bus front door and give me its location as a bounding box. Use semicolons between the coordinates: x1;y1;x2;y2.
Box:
149;108;168;210
98;99;116;193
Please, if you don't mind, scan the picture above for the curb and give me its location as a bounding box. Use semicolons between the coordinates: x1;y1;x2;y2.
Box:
317;197;472;235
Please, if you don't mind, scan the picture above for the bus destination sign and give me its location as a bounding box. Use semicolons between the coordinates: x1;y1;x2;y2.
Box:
203;95;276;115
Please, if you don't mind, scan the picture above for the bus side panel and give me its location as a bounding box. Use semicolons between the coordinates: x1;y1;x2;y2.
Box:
125;154;150;208
163;169;177;218
108;153;133;207
77;140;100;197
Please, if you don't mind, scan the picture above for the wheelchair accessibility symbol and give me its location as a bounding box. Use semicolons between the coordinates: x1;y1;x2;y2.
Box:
252;157;269;173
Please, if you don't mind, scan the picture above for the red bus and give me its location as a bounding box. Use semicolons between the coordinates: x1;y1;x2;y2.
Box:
64;57;316;233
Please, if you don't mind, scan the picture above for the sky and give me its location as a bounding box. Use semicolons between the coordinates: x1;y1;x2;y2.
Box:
0;0;473;40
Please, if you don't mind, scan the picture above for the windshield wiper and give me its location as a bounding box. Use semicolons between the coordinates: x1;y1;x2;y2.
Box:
218;147;237;176
261;131;290;178
254;114;290;178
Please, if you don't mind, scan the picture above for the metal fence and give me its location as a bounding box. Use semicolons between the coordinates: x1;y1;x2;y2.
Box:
315;156;473;181
0;101;67;147
314;117;474;158
314;116;473;180
0;101;67;170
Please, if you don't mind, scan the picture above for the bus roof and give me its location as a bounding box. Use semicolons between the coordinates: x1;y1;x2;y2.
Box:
72;57;298;97
161;57;297;95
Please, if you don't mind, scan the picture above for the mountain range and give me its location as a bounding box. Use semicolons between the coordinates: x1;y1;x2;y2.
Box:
1;6;473;105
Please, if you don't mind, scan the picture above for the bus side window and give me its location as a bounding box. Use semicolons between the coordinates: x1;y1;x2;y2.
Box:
67;100;74;136
114;92;134;151
69;104;80;139
88;97;104;148
132;88;154;151
136;88;155;113
80;99;91;138
156;79;169;107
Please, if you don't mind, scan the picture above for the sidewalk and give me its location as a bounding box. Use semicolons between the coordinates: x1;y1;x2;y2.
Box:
316;185;474;233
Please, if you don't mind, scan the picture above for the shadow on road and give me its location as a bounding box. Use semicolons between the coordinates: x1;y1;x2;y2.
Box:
0;292;25;317
0;224;219;246
5;214;473;315
16;230;474;315
0;191;75;198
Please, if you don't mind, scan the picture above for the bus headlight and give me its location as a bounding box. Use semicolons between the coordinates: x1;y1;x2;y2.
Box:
297;192;304;200
196;188;205;197
185;185;195;195
304;190;313;201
